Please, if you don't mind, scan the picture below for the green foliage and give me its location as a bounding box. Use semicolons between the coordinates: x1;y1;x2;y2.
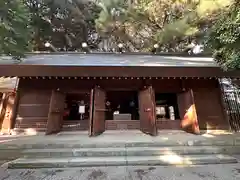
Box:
0;0;32;59
26;0;101;51
95;0;233;52
207;1;240;70
1;0;237;57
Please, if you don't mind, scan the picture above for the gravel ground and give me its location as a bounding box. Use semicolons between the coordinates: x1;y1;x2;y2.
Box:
0;164;240;180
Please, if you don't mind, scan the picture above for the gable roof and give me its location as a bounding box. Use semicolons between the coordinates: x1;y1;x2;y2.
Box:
0;53;217;67
0;53;239;78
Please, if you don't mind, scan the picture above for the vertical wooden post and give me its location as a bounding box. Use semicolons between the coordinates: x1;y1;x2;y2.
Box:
10;90;20;130
0;93;5;122
0;92;17;134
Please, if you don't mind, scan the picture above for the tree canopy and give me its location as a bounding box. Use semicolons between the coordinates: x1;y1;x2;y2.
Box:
207;1;240;70
27;0;101;52
0;0;239;70
0;0;32;58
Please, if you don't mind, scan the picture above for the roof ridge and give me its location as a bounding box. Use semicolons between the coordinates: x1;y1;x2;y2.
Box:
24;52;213;58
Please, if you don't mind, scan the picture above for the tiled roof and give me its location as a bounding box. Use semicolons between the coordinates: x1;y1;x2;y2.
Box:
0;53;217;67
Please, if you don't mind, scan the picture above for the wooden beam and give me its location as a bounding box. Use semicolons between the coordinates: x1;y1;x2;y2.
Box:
1;65;240;78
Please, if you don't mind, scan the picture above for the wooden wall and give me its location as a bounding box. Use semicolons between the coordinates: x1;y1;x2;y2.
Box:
14;78;229;132
16;79;93;132
185;79;229;130
15;89;51;131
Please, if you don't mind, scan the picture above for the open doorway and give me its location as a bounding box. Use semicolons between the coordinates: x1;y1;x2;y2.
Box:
64;93;90;121
155;93;180;120
105;91;139;120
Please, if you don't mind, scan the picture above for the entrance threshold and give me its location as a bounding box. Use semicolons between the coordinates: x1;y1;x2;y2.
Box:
105;120;140;130
56;131;89;136
55;130;187;137
103;129;143;135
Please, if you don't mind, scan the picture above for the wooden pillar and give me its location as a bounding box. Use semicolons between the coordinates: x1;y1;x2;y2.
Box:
0;92;17;134
10;90;20;130
0;93;5;121
0;93;6;130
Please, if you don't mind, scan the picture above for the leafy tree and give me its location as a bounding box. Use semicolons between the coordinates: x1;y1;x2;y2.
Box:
1;0;235;56
207;1;240;70
0;0;32;58
27;0;101;51
96;0;233;52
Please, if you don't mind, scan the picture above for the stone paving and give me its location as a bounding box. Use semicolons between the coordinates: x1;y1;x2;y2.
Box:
0;164;240;180
0;131;240;179
1;130;240;149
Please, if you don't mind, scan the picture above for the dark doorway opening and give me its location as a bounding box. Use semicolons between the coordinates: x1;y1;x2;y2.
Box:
105;91;139;120
64;93;90;121
155;93;180;120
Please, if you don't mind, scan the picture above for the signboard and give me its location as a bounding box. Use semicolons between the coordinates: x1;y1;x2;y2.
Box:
79;105;85;114
156;106;166;115
169;106;175;120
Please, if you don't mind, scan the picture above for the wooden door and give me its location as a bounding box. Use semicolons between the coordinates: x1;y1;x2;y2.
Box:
139;86;157;136
46;90;66;135
89;86;106;136
177;89;200;134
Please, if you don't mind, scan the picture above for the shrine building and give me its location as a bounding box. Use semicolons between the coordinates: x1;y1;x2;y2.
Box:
0;53;239;136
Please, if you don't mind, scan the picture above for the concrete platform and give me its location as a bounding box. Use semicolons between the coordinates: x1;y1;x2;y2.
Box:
22;146;239;158
0;130;240;149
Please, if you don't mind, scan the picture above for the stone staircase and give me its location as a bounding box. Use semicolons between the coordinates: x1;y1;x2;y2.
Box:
1;140;239;168
1;131;240;168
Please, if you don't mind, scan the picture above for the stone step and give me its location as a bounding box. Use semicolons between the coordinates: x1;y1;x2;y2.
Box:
22;146;236;158
0;150;22;160
3;154;238;169
2;139;240;150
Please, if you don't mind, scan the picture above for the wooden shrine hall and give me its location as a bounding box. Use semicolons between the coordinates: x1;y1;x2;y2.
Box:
0;53;240;136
